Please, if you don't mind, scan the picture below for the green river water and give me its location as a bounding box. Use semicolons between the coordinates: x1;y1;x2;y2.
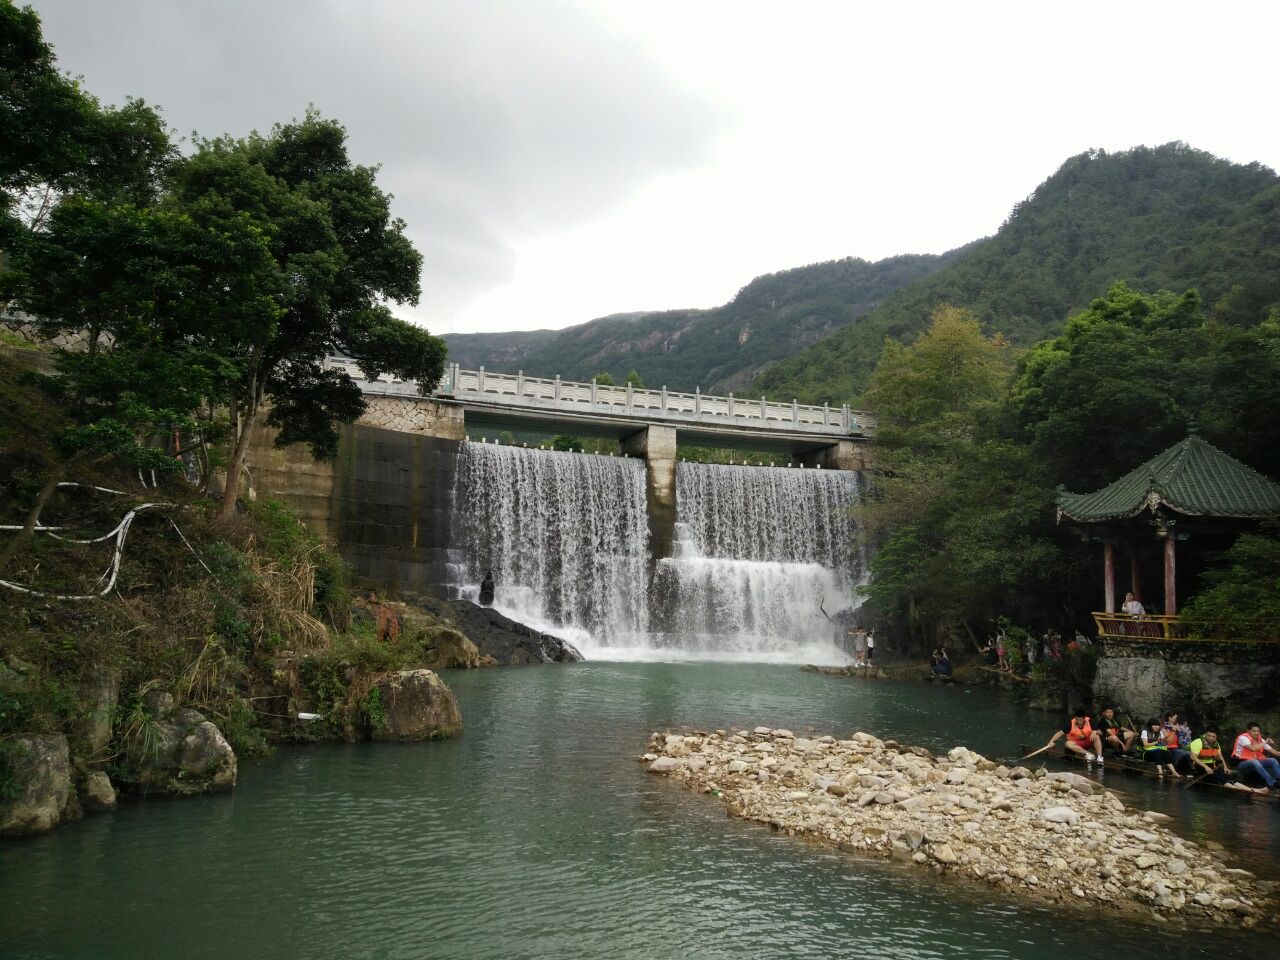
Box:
1;663;1274;959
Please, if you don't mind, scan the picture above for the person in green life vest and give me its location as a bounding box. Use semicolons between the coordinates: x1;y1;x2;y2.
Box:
1191;728;1269;794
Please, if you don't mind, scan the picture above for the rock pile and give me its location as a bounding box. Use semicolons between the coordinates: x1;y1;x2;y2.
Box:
642;727;1274;924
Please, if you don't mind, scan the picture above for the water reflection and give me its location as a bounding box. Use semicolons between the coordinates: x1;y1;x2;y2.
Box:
1;664;1271;959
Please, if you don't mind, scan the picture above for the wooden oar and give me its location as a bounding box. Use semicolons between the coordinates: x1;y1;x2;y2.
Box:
1186;765;1221;789
1021;740;1056;761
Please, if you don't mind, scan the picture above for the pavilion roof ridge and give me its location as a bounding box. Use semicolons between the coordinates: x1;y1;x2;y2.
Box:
1056;434;1280;524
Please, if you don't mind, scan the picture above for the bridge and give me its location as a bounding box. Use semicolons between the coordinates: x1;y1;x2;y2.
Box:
322;358;875;560
327;358;874;462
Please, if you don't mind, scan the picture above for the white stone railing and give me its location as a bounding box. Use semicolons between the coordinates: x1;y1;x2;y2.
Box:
325;358;876;437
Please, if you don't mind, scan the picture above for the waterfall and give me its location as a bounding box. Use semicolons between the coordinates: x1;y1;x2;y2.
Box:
651;463;864;662
454;443;649;649
453;444;864;663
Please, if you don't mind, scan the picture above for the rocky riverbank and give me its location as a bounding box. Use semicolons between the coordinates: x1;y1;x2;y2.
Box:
642;727;1274;925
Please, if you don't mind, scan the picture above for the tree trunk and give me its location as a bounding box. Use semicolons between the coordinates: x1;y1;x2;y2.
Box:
216;406;258;523
0;461;68;573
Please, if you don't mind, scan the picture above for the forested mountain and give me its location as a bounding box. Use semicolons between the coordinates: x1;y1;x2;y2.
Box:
755;143;1280;403
443;252;960;393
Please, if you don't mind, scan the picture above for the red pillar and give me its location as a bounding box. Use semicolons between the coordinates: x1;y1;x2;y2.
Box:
1129;550;1142;602
1103;542;1116;613
1164;538;1176;615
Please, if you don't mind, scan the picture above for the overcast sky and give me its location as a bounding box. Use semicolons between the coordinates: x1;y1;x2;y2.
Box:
33;0;1280;335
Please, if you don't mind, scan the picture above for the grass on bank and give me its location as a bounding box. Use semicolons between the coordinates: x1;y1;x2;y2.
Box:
0;352;459;796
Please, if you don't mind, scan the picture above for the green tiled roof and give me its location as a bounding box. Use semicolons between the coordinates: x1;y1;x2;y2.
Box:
1057;435;1280;523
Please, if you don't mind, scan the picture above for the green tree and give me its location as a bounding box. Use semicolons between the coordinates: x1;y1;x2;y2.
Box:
1181;525;1280;638
549;434;582;452
857;306;1057;648
592;372;614;385
167;112;447;520
624;368;645;388
1;0;172;247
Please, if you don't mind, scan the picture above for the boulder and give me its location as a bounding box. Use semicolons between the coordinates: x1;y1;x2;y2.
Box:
76;666;120;757
80;771;117;812
420;626;496;670
124;690;237;793
430;600;581;665
370;670;463;741
1;734;77;835
649;757;682;773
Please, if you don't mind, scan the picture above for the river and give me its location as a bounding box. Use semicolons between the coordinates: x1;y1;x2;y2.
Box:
2;663;1273;959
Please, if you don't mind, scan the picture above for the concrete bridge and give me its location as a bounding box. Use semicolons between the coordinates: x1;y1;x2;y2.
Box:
320;358;874;564
326;358;874;463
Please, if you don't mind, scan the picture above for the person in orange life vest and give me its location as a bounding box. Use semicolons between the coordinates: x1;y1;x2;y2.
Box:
1231;722;1280;791
1159;712;1192;773
1044;709;1105;764
1094;706;1135;755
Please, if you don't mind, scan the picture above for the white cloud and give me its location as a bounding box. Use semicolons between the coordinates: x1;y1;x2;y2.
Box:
32;0;1280;335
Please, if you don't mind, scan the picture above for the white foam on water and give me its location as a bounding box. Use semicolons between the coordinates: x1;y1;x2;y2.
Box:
453;447;865;664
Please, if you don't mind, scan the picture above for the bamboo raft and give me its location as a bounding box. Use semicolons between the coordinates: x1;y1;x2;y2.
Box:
1018;744;1279;804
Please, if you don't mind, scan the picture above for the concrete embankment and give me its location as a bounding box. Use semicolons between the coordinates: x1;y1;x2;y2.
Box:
642;727;1274;924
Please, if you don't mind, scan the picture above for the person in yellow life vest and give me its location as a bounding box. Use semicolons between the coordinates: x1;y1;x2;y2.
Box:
1231;722;1280;791
1191;728;1268;794
1044;708;1105;764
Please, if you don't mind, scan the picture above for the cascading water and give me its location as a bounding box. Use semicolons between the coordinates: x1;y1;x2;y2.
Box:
453;443;864;663
453;442;649;651
650;462;865;662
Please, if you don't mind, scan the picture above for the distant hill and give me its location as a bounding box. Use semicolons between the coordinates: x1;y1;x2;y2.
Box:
754;143;1280;404
443;252;960;393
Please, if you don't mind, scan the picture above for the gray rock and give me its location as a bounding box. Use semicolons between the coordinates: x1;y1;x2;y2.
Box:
425;599;581;665
904;826;926;850
932;843;958;864
81;771;117;812
648;757;682;773
143;689;175;720
1;734;76;835
1039;806;1080;825
371;670;463;741
125;693;237;793
76;666;120;757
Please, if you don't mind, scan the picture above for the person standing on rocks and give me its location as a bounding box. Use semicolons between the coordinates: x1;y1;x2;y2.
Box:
1231;722;1280;790
478;569;495;607
1042;709;1105;764
849;627;867;668
865;629;875;665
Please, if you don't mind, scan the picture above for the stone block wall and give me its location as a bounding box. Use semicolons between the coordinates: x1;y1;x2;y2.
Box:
0;315;114;352
1093;637;1280;718
357;395;465;439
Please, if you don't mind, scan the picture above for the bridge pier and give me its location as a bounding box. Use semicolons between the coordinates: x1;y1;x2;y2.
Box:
796;439;871;471
621;424;678;560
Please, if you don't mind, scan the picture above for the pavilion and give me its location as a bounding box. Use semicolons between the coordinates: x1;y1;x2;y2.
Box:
1056;434;1280;639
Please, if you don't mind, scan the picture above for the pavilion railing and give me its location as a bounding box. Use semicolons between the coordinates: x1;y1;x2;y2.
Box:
1092;612;1280;644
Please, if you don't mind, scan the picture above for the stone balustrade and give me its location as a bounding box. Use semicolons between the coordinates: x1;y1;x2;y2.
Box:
325;358;876;439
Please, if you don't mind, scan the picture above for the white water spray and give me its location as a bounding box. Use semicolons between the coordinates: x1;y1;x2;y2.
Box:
453;446;864;662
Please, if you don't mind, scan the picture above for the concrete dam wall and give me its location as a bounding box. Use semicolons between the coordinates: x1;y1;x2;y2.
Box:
249;414;461;596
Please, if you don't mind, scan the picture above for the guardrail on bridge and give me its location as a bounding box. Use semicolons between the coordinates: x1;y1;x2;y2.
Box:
327;358;876;437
